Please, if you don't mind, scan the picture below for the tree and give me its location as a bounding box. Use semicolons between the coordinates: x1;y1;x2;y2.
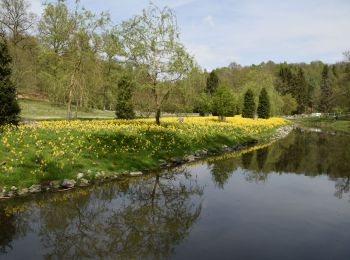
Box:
319;65;333;113
194;93;212;116
294;68;309;114
0;37;20;126
115;75;135;119
206;70;219;95
38;0;74;55
257;88;270;119
281;94;298;115
0;0;36;45
119;3;193;125
101;27;121;110
212;85;235;121
242;89;255;118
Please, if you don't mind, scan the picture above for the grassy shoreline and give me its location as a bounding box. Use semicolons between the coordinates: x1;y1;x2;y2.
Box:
0;116;289;194
293;116;350;134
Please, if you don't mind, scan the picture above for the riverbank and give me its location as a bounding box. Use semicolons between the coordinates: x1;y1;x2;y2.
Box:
0;116;289;199
293;116;350;134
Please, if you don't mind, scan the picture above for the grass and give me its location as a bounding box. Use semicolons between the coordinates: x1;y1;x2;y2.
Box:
0;116;288;189
19;99;115;120
293;116;350;134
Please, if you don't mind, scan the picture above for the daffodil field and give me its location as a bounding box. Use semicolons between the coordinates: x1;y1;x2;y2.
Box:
0;116;288;188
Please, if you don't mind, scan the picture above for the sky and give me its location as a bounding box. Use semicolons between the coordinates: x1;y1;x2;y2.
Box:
28;0;350;70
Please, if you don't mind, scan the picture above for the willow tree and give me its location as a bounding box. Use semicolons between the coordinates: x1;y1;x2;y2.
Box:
119;3;193;125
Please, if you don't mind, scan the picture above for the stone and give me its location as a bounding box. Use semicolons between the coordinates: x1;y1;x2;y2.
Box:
95;172;105;179
29;184;41;193
79;178;89;187
130;171;143;177
77;173;84;179
18;188;29;196
61;179;76;189
6;191;14;198
50;180;61;189
171;157;184;165
183;155;196;162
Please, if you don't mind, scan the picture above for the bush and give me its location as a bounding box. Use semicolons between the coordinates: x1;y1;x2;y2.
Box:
194;93;212;116
212;85;236;121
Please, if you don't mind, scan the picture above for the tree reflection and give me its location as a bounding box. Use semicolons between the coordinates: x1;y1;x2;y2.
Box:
209;159;237;189
334;177;350;201
241;152;253;169
36;169;203;259
0;205;31;255
256;147;269;171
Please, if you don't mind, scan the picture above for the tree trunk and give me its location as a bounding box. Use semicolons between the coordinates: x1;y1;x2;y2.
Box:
155;106;161;125
67;87;73;120
67;59;81;120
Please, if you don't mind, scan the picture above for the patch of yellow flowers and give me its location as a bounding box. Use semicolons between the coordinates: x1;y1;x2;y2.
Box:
0;116;288;184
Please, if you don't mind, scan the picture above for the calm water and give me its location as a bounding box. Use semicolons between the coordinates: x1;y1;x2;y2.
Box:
1;129;350;259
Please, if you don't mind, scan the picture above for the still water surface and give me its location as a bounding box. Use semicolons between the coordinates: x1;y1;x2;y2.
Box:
1;129;350;259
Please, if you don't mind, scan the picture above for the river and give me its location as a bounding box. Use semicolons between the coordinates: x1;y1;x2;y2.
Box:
0;129;350;259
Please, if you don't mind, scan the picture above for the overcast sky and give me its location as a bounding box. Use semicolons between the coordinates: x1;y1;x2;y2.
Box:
28;0;350;70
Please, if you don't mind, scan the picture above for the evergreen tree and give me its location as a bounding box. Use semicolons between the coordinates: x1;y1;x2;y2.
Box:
115;75;135;119
242;89;255;118
319;65;333;113
275;64;294;95
257;88;271;119
0;37;20;126
206;70;219;95
294;68;308;114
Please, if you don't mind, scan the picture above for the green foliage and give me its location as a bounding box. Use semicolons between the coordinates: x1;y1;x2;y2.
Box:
318;65;333;113
0;38;20;126
212;85;235;121
281;94;298;115
275;65;313;114
115;75;135;119
257;88;270;119
242;89;255;118
194;93;212;116
206;70;219;95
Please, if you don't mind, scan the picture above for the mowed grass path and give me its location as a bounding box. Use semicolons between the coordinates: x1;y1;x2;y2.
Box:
19;99;115;119
0;116;288;188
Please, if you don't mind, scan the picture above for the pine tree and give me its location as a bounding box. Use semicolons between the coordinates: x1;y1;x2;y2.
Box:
206;70;219;95
294;68;308;114
257;88;270;119
115;75;135;119
242;89;255;118
0;37;20;126
319;65;333;113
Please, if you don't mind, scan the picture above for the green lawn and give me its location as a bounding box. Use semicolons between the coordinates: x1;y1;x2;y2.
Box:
19;99;115;120
294;116;350;134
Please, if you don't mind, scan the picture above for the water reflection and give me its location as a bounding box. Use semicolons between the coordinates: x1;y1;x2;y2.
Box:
0;169;203;259
208;129;350;199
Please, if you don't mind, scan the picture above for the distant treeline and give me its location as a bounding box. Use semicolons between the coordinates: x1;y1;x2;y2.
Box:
1;0;349;118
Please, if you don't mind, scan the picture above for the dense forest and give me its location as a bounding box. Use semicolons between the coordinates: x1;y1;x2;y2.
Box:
1;0;349;119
